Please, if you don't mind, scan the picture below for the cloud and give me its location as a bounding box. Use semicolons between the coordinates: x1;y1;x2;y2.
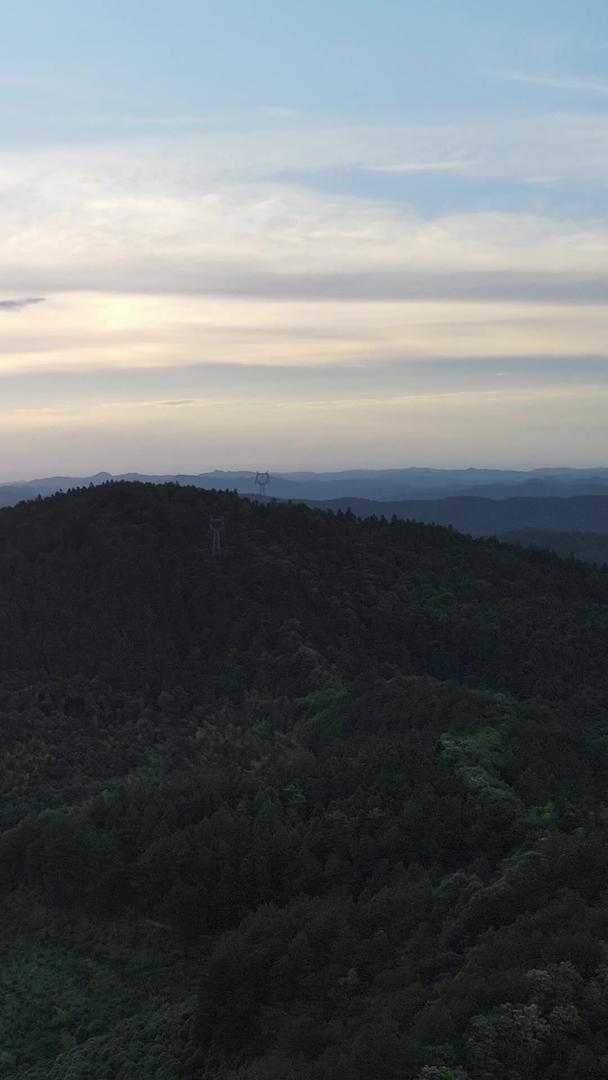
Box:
497;71;608;95
366;161;474;175
62;269;608;304
2;290;608;385
1;381;606;476
0;114;606;473
0;298;44;312
1;114;608;312
86;114;228;129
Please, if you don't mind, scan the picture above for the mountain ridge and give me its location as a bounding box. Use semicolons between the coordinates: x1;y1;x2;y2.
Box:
2;465;608;508
1;483;608;1079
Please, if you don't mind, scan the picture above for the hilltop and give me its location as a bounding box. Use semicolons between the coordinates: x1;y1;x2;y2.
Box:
1;482;608;1079
3;473;608;560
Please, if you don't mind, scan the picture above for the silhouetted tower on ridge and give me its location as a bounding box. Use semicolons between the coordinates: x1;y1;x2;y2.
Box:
209;516;225;559
255;471;271;498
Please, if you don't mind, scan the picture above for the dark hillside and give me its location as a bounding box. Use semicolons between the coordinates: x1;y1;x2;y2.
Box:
1;483;608;1079
1;482;607;702
504;528;608;567
305;493;608;536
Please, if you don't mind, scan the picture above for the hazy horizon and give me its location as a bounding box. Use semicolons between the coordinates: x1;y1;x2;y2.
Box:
2;460;608;486
2;1;608;473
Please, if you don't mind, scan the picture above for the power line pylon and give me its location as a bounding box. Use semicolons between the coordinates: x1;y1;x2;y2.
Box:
255;471;271;498
209;516;225;559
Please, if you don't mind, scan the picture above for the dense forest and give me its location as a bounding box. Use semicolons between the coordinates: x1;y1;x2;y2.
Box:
306;493;608;537
503;528;608;568
2;482;608;1078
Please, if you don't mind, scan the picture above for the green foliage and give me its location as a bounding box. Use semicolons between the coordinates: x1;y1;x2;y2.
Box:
0;482;607;1078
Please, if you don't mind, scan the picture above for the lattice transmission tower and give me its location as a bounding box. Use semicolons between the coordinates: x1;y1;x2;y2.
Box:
209;516;225;559
255;471;271;498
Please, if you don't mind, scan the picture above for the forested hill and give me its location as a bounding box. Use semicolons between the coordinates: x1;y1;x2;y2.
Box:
504;528;608;567
304;493;608;537
2;482;608;1079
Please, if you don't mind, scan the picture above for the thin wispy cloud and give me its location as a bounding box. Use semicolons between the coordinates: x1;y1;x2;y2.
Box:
497;70;608;95
367;161;475;175
85;114;227;129
0;298;45;312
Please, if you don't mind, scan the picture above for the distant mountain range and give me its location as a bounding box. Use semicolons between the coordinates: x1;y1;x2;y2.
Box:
2;471;608;562
2;466;608;507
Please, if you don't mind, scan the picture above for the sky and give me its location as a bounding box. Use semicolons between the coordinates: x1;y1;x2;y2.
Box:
2;1;608;476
